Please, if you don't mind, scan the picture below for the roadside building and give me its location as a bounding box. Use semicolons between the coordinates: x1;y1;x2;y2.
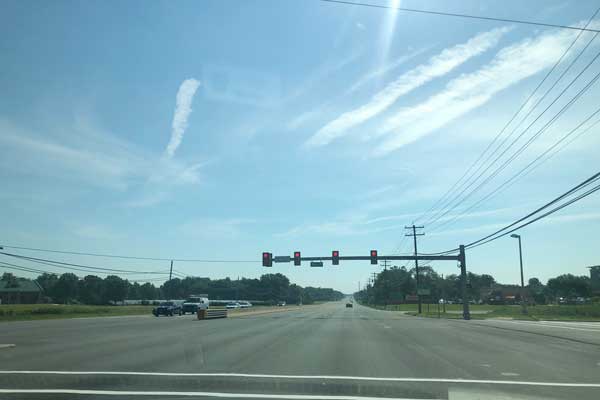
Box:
482;284;530;305
0;278;43;304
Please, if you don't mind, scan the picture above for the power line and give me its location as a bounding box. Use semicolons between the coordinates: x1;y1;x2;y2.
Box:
0;245;257;263
319;0;600;33
465;172;600;248
467;180;600;249
414;8;600;225
425;171;600;255
425;46;600;229
0;261;49;275
424;30;600;227
429;106;600;234
0;252;170;275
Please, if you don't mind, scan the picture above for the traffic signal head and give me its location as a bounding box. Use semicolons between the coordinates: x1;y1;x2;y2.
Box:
294;251;301;266
262;252;272;267
370;250;378;265
332;250;339;265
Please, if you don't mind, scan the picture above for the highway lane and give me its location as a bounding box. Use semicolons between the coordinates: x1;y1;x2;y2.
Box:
1;301;599;399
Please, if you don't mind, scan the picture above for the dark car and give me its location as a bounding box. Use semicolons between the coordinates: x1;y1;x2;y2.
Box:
346;303;353;308
152;301;182;317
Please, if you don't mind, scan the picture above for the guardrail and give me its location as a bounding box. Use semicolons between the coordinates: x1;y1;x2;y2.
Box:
197;308;228;320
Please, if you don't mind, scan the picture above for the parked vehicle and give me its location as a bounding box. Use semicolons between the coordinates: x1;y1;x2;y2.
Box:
182;295;209;314
238;301;252;308
225;302;240;309
277;301;286;306
152;301;182;317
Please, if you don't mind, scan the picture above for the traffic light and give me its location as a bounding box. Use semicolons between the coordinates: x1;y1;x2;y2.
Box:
332;250;339;265
262;252;272;267
370;250;378;265
294;251;301;266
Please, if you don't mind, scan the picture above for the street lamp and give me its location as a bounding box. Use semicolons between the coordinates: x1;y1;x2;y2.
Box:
510;234;527;314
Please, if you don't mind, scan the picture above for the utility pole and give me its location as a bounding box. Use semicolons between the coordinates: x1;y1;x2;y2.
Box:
405;225;425;314
458;245;471;320
510;234;527;315
169;260;173;281
381;260;390;270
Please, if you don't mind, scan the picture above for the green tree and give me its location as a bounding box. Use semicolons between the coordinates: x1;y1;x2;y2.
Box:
79;275;104;305
103;275;128;303
53;273;79;304
139;282;159;299
547;274;591;300
527;277;546;304
1;272;19;288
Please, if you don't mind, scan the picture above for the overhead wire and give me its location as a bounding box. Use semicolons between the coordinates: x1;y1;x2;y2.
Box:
319;0;600;33
424;170;600;255
0;245;257;263
0;252;170;275
415;8;600;225
425;45;600;229
428;106;600;234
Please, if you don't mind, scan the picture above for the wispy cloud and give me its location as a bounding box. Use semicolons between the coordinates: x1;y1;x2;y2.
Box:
373;23;595;156
0;115;206;204
286;49;428;132
305;27;510;147
165;78;201;159
346;46;432;95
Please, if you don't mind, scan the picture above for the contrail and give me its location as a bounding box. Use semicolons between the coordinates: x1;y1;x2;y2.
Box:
165;78;201;158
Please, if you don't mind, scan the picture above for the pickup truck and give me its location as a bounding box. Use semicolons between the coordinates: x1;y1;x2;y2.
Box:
152;301;182;317
182;296;209;314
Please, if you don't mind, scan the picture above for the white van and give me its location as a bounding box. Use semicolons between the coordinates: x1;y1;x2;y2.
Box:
182;295;209;314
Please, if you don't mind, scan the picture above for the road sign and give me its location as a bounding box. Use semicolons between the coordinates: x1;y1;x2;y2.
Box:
417;288;431;296
310;261;324;267
273;256;291;263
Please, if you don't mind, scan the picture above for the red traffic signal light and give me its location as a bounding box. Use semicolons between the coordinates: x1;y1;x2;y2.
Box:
294;251;301;266
370;250;378;265
332;250;339;265
262;252;272;267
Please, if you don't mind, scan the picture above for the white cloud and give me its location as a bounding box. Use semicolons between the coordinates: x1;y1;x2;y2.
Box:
305;27;510;147
286;48;428;132
346;46;432;95
0;116;207;205
165;78;201;159
373;23;596;156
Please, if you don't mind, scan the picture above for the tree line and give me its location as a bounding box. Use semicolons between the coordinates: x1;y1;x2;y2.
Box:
355;265;596;306
1;272;344;305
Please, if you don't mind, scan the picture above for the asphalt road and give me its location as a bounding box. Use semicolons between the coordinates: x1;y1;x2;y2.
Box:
1;301;599;399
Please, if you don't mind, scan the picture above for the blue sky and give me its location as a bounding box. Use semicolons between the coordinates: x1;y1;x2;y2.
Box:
1;0;599;293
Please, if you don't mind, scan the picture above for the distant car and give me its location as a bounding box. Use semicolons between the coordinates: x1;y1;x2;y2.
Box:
238;301;252;308
346;303;353;308
277;301;286;307
152;301;182;317
225;302;240;309
182;296;209;314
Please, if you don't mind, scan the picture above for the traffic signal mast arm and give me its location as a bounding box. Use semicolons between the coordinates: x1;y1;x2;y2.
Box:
271;255;460;262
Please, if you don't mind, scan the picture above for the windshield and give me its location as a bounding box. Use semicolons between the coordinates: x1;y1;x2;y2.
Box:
1;1;600;399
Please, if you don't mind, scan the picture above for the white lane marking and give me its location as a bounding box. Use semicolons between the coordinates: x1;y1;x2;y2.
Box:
0;371;599;388
483;319;600;332
539;319;600;328
382;325;391;329
500;372;520;377
0;389;432;399
480;364;491;368
0;344;16;349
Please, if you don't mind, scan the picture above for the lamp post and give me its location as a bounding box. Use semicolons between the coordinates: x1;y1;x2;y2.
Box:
510;234;527;314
